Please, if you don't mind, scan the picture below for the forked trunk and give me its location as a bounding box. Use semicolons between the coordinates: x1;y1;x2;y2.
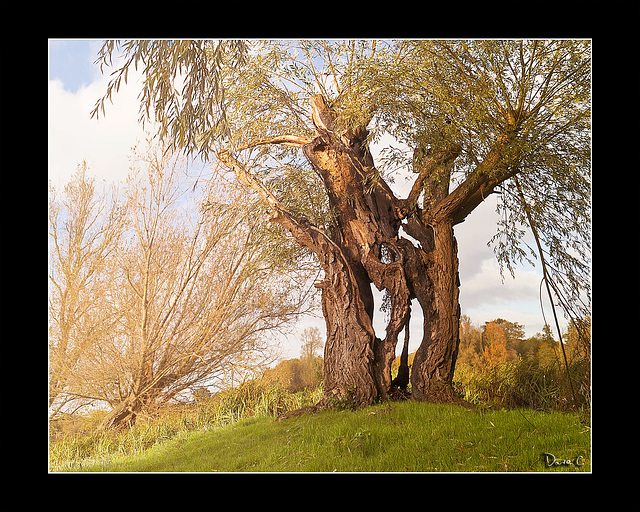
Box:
220;94;517;409
98;396;141;430
299;95;461;406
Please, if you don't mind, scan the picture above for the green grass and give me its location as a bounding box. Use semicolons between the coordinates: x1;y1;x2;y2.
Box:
49;380;324;470
57;401;590;472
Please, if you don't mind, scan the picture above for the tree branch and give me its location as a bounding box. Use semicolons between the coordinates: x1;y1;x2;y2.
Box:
235;135;313;152
405;144;463;211
217;150;290;217
432;135;518;225
217;146;371;319
216;149;331;255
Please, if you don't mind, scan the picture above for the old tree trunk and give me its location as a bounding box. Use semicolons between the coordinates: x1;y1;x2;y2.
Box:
219;95;518;407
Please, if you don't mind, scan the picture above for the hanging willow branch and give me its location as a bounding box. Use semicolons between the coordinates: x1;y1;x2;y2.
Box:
513;175;579;409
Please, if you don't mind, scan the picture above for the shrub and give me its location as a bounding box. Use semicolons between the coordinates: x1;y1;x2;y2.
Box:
453;357;590;412
262;356;323;392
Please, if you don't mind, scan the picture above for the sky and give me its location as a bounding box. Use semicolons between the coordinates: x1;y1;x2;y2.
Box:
48;39;562;360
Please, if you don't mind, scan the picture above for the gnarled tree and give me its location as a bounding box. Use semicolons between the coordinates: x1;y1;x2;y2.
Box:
93;40;591;406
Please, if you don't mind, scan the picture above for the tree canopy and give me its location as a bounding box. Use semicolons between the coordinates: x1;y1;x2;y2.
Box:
93;39;591;320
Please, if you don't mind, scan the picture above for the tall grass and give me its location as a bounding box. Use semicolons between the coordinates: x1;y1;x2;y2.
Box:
453;358;590;414
49;379;323;471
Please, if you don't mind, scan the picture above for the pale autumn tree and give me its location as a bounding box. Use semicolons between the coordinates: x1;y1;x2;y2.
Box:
457;315;483;367
482;321;511;365
94;145;312;429
50;143;314;429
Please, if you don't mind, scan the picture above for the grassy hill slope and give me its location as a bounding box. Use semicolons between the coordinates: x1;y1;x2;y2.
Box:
65;401;590;472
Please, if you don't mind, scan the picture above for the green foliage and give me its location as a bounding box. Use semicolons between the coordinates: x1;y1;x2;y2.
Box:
49;410;108;439
92;40;248;149
261;327;324;393
93;39;591;323
563;317;591;362
457;316;590;370
263;356;323;393
454;317;590;413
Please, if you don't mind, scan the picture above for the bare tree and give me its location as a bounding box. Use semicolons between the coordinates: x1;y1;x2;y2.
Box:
49;145;314;430
95;145;310;429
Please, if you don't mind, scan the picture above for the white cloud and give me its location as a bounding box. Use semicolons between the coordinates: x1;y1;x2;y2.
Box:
457;257;566;337
455;194;501;279
455;206;554;335
462;258;540;306
48;68;148;188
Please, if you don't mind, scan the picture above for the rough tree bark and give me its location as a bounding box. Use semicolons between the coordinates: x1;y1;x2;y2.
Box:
218;94;519;407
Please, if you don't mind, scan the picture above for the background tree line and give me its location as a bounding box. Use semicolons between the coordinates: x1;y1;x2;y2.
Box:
262;327;324;392
48;142;318;430
457;314;591;368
